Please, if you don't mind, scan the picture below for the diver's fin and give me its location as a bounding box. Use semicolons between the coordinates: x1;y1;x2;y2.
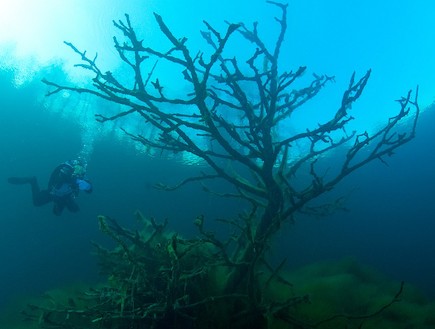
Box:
7;177;36;185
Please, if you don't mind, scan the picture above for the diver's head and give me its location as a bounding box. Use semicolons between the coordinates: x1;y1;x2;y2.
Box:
69;158;87;178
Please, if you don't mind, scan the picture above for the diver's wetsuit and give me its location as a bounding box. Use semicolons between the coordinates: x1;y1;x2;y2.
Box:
8;162;92;216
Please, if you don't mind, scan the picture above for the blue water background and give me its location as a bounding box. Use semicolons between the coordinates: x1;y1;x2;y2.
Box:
1;68;434;310
1;0;435;311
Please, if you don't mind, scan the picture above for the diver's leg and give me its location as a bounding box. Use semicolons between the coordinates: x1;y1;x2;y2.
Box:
8;176;50;206
28;178;53;206
52;201;65;216
65;198;80;213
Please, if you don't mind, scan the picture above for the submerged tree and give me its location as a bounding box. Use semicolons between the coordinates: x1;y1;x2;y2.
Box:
39;1;418;328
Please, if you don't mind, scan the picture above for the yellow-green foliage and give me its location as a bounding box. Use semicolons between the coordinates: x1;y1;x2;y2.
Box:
3;256;435;329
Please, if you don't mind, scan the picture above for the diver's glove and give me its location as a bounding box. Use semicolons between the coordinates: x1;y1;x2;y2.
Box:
77;179;93;193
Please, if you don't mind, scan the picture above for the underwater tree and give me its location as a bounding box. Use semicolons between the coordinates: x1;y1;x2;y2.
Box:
38;1;418;328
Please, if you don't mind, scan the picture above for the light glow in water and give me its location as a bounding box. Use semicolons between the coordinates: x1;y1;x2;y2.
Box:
0;0;434;164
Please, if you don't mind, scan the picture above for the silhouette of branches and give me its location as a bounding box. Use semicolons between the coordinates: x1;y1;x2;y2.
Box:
39;1;420;327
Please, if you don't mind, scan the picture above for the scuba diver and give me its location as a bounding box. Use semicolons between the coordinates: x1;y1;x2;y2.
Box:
7;159;92;216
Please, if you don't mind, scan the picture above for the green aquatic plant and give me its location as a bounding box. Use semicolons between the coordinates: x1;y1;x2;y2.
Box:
21;212;300;328
37;1;422;328
22;214;435;329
